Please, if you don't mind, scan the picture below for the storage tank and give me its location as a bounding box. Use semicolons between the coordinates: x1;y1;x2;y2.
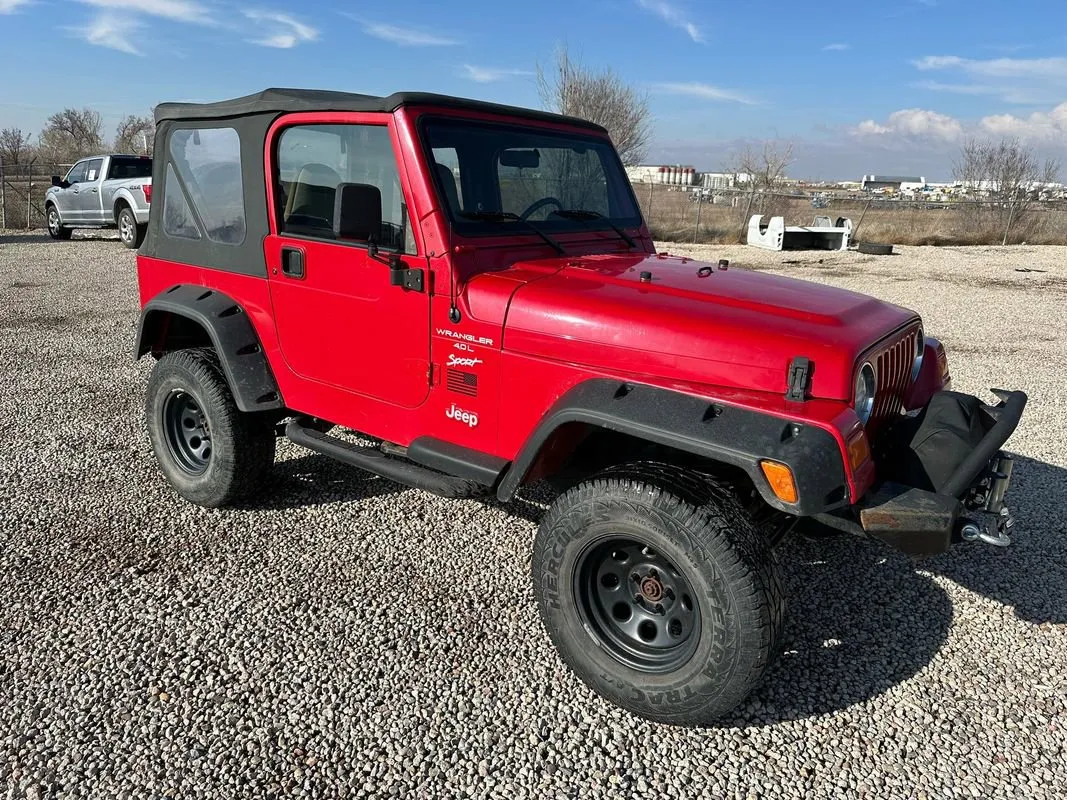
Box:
672;166;680;185
659;166;668;184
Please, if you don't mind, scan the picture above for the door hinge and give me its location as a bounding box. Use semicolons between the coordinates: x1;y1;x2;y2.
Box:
786;356;813;402
390;266;424;292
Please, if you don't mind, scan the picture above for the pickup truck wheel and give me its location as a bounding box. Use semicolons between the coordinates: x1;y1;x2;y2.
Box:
118;206;145;249
145;348;276;508
532;468;785;725
46;205;72;240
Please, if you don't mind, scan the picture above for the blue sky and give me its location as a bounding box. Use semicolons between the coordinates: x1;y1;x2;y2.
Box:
2;0;1066;180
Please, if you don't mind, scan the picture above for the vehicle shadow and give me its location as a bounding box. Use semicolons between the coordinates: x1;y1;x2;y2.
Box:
253;448;1064;724
0;233;52;245
250;451;550;523
719;452;1066;726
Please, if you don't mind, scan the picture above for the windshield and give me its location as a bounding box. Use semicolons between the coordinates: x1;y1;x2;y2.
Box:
420;117;641;236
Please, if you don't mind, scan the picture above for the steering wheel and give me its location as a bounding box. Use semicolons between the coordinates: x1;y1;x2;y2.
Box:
519;196;563;221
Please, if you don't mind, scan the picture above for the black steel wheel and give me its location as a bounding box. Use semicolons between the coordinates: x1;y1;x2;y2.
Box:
532;464;785;725
162;390;212;474
146;348;276;507
574;537;701;673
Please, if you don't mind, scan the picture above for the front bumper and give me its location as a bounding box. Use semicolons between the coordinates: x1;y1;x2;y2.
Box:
815;388;1027;555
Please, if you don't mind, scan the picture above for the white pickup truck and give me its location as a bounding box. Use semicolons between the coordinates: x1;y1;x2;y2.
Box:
45;154;153;248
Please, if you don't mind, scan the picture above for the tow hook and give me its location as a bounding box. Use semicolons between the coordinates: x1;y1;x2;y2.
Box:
959;507;1014;548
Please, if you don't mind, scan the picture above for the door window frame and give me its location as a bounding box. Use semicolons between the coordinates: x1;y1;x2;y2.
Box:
65;160;89;184
265;112;423;257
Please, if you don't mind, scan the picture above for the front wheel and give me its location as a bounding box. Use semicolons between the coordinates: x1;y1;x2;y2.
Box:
145;348;276;507
532;466;785;725
118;205;146;249
46;205;72;240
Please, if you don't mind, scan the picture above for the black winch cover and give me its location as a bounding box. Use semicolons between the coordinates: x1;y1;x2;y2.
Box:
882;391;988;494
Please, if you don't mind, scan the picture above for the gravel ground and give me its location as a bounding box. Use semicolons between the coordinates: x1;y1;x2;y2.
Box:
1;230;1064;799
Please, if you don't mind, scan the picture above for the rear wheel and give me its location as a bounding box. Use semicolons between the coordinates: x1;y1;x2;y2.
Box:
532;465;785;725
118;205;146;249
46;204;72;240
146;348;276;507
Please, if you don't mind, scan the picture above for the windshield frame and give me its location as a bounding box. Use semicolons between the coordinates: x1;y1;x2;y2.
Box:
415;114;644;240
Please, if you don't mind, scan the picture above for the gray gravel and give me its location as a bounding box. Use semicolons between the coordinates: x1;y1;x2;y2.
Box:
1;229;1065;799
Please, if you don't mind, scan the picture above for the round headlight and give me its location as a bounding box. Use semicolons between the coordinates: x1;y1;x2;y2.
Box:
855;362;876;424
910;326;925;382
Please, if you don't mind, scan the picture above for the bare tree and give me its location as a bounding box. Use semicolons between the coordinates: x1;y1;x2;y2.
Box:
953;137;1060;244
0;128;33;165
38;107;105;163
114;113;155;155
724;139;796;240
537;44;651;165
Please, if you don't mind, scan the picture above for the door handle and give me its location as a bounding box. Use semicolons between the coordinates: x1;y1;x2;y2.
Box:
281;247;305;279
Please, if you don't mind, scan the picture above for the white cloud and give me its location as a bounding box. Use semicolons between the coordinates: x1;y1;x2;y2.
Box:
0;0;32;13
852;108;963;141
636;0;703;44
913;54;1067;80
459;65;533;83
822;43;850;51
652;81;757;105
913;80;998;96
243;10;317;48
359;22;460;46
75;0;213;25
75;12;143;55
980;103;1067;140
911;54;1067;103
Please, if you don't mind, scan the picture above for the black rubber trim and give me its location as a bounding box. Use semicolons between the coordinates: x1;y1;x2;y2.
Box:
940;389;1027;498
407;436;509;487
286;421;483;499
496;379;849;515
134;285;283;412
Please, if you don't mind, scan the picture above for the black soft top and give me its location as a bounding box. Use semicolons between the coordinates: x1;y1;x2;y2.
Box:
153;87;607;133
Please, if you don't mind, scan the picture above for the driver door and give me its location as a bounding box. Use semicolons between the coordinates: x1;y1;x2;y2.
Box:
265;117;430;409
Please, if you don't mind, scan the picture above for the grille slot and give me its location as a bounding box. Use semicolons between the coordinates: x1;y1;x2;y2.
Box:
870;329;916;427
446;368;478;397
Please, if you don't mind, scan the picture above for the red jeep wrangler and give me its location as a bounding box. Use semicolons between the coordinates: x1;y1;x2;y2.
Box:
135;88;1027;725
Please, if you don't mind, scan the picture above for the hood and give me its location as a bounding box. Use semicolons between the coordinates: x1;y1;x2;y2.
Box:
469;252;917;401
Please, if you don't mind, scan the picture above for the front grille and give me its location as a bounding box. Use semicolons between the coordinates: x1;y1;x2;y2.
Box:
868;327;919;428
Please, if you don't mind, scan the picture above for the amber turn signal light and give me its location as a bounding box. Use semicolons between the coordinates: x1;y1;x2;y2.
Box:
759;460;798;504
847;431;871;472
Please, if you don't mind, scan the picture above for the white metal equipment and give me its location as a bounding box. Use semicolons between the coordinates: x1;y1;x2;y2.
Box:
746;215;853;251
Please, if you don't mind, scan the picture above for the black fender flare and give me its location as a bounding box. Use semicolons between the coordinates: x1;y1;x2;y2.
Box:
496;379;850;516
134;285;283;412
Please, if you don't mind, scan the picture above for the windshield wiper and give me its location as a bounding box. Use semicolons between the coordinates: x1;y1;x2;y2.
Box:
457;210;565;256
551;209;636;249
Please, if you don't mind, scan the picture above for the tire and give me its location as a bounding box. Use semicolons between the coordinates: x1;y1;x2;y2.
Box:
118;205;146;249
857;242;894;255
46;204;72;240
145;348;276;508
532;464;785;725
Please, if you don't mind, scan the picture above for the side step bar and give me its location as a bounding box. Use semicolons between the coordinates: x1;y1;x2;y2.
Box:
285;420;485;499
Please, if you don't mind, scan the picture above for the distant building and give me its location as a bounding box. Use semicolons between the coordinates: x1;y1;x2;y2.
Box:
861;175;927;193
626;164;697;185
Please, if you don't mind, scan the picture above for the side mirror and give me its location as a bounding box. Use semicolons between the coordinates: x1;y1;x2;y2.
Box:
333;182;382;241
51;176;63;188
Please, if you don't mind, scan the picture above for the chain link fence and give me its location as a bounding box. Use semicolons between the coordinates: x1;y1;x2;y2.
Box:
0;160;72;230
635;183;1067;246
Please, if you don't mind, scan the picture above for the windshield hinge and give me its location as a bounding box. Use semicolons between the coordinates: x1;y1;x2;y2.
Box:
786;357;813;402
